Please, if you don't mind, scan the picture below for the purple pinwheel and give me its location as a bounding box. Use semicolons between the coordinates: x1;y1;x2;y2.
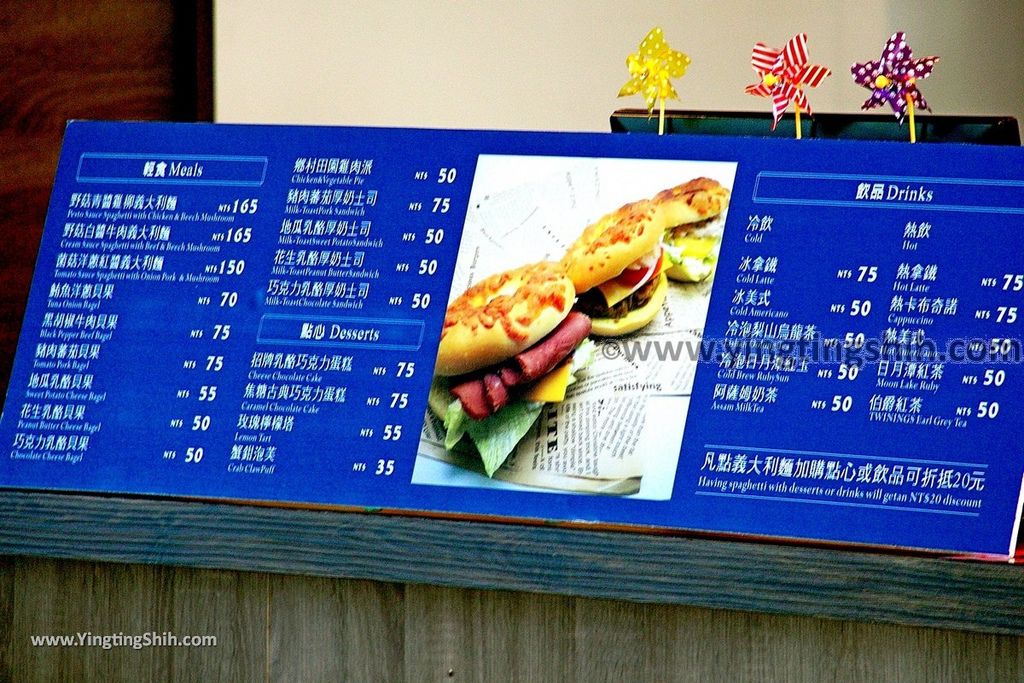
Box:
852;32;939;124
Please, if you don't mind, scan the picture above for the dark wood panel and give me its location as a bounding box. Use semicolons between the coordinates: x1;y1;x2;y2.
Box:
0;557;12;683
403;585;473;681
268;574;404;681
0;136;57;373
171;0;213;121
5;558;175;682
169;566;267;682
0;0;209;391
404;585;577;682
0;558;266;682
397;585;1024;683
0;2;177;134
2;556;1020;682
474;589;577;681
1;491;1022;636
572;598;649;681
830;618;1015;682
568;600;1024;683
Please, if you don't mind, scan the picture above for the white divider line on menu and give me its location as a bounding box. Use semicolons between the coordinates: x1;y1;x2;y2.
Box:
694;491;981;517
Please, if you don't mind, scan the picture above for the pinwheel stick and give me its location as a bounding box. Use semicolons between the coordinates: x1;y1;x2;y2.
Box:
906;95;917;143
794;103;802;140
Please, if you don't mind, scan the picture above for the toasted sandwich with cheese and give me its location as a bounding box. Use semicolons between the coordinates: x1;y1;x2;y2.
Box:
429;261;595;476
561;199;668;336
653;178;730;283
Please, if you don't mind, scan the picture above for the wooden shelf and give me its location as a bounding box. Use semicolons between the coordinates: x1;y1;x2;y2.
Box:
1;490;1021;635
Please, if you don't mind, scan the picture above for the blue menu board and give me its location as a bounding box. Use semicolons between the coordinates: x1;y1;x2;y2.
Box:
2;121;1023;555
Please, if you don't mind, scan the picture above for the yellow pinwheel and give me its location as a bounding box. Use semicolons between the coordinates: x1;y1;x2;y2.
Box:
618;27;690;135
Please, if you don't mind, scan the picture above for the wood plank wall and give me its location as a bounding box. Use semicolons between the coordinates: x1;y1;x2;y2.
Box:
0;0;208;390
0;2;1021;681
2;556;1023;682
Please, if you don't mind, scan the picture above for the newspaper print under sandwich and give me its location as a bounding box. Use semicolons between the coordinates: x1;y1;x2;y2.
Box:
414;155;737;500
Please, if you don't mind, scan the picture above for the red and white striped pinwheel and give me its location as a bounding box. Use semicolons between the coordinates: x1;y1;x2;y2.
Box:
745;33;831;131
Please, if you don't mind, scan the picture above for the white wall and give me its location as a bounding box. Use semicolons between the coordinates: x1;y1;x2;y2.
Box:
215;1;1024;132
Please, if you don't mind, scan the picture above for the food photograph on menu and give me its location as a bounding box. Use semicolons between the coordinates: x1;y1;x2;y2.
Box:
414;155;735;498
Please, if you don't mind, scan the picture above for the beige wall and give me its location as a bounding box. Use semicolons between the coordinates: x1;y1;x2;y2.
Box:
215;0;1024;131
